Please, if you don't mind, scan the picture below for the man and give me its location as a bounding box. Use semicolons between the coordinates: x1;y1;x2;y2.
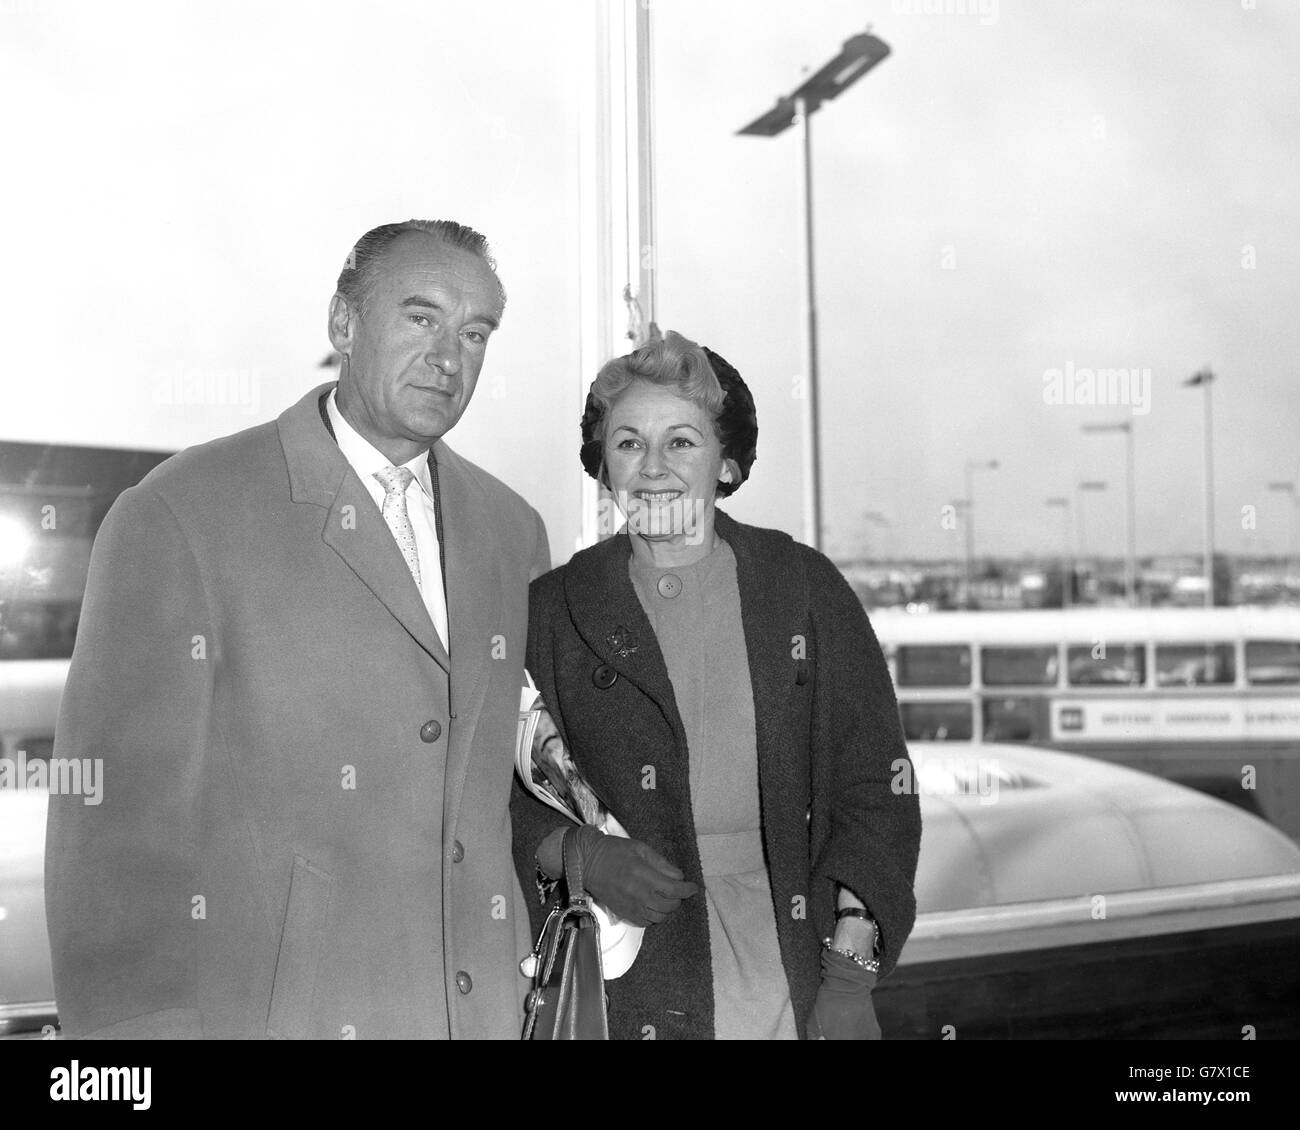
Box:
44;220;550;1038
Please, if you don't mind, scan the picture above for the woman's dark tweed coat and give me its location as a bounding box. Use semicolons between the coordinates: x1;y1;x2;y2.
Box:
512;509;922;1040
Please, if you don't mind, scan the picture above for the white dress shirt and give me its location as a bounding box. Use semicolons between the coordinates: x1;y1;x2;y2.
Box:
327;389;450;653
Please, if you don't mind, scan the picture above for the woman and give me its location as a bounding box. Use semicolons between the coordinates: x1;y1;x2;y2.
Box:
511;331;921;1040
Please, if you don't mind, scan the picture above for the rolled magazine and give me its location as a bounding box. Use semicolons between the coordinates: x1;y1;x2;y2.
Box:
516;685;644;979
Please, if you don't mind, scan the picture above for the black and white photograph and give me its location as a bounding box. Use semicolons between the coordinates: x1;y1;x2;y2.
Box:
0;0;1296;1105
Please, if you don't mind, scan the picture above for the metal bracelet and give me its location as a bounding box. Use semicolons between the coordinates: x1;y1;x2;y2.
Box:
822;937;881;974
833;910;882;957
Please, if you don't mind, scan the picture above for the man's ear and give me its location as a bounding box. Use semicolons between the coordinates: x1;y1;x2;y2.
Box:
328;293;356;355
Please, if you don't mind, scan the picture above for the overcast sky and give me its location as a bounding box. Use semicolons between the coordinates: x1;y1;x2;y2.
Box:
3;0;1297;566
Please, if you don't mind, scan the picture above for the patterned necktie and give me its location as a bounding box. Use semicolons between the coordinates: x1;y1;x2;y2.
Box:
374;465;422;591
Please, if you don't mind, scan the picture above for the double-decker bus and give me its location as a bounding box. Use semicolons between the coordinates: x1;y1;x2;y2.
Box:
871;607;1300;841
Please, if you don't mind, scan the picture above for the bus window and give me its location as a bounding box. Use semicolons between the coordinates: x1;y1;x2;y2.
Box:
1245;641;1300;685
982;696;1051;742
896;645;971;687
1066;643;1145;687
899;701;973;741
981;646;1058;686
1155;643;1235;687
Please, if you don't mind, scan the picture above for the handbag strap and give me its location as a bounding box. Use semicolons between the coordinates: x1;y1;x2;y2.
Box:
560;826;590;909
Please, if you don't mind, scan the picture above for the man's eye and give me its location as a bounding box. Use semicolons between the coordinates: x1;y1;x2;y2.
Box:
408;314;431;327
463;330;487;345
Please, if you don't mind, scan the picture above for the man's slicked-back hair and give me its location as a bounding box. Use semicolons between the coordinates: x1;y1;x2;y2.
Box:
335;219;506;315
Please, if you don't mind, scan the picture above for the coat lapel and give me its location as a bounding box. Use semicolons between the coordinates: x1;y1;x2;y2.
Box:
433;440;503;823
714;511;806;806
562;531;683;740
278;382;450;673
562;512;809;840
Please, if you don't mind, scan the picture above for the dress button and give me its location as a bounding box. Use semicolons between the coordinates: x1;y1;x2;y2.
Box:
456;971;473;995
451;840;465;863
419;719;442;743
592;664;618;690
657;573;682;599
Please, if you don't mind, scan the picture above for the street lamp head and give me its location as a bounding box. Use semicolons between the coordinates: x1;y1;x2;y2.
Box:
1183;367;1216;387
737;30;890;136
1045;497;1070;508
1079;481;1108;491
736;95;800;138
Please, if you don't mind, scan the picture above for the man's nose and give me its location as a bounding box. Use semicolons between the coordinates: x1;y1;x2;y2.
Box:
424;329;461;377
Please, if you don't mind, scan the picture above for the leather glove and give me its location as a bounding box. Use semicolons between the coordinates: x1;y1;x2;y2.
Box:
566;824;698;927
806;947;881;1040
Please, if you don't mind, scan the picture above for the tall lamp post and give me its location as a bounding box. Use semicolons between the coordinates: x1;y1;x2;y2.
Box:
1081;421;1137;605
1183;368;1217;606
1076;480;1108;602
963;458;999;609
1267;480;1298;585
863;510;890;562
1045;497;1073;609
738;29;891;551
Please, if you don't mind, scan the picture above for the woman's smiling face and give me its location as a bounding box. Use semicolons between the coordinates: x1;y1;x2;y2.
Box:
603;379;728;544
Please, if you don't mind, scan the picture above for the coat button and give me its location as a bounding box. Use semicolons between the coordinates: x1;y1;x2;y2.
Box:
795;660;810;686
451;840;465;863
656;573;682;599
456;971;473;995
419;719;442;742
592;664;618;690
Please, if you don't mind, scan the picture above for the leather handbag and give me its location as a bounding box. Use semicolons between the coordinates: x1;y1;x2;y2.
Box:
522;828;610;1040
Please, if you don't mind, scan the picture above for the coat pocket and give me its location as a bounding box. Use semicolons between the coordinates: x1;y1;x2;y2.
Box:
266;856;334;1040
